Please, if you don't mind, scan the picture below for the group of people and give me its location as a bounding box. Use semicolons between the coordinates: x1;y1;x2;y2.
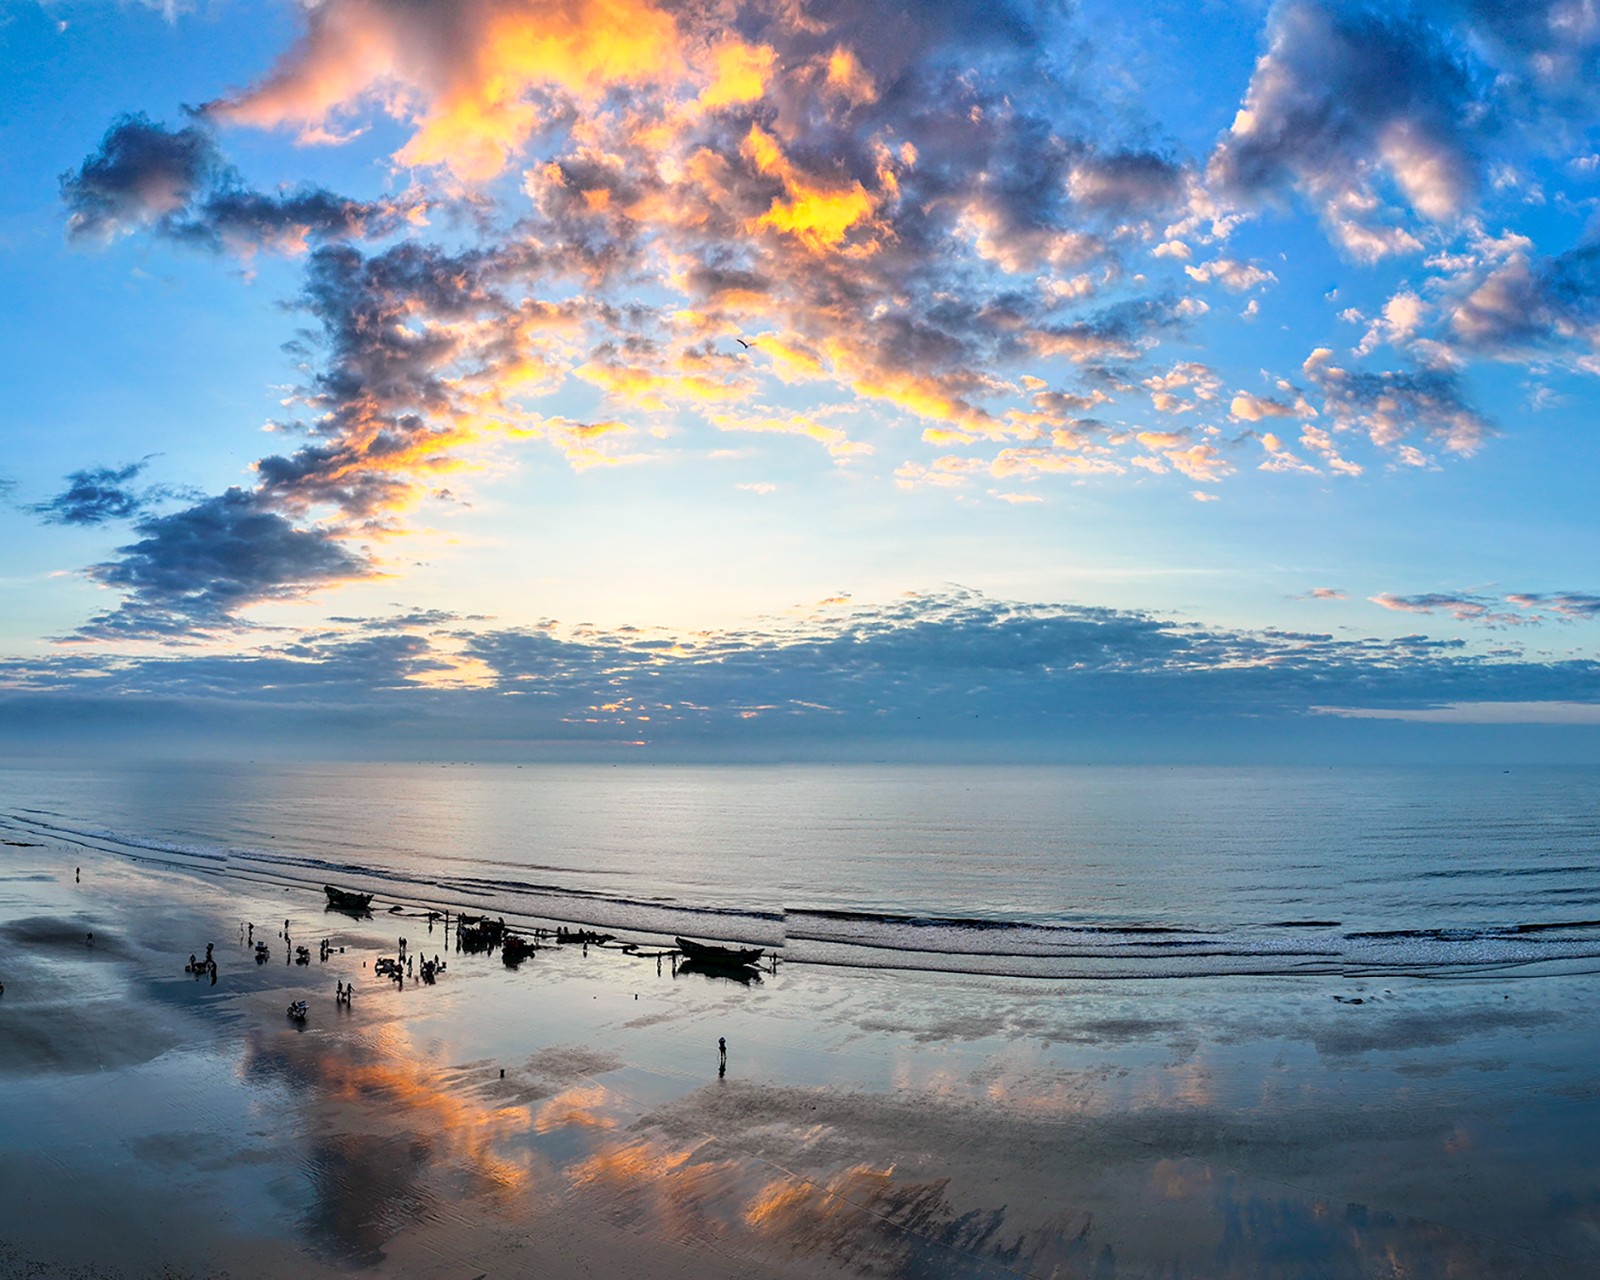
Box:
184;942;218;984
373;943;447;989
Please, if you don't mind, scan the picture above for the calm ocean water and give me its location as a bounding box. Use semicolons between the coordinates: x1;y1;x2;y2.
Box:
3;760;1599;978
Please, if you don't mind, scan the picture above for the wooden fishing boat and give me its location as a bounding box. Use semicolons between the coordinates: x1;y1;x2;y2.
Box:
675;936;763;968
502;934;536;964
323;884;374;912
677;958;762;985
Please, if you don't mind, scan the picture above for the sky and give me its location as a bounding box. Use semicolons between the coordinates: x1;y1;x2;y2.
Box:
1;0;1599;762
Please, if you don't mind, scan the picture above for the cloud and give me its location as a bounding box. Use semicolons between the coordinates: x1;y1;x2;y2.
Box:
1210;2;1480;256
1183;258;1277;292
1372;589;1600;627
77;489;374;640
1302;348;1492;456
1371;591;1516;624
1066;149;1185;215
55;0;1575;648
66;236;552;637
60;113;217;243
1448;242;1600;359
28;462;172;526
6;589;1600;757
62;113;411;252
1458;0;1600;116
1256;431;1319;475
206;0;690;181
1318;700;1600;725
1505;592;1600;619
708;409;871;460
1032;297;1191;363
1355;289;1427;355
1230;391;1296;422
185;0;1203;457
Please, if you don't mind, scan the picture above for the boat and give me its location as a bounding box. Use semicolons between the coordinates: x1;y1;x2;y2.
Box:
323;885;374;912
677;958;762;985
502;934;536;965
675;937;764;968
458;916;505;953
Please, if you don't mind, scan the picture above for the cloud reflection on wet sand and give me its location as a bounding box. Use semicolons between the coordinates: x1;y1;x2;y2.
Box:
244;1027;537;1265
227;994;1600;1279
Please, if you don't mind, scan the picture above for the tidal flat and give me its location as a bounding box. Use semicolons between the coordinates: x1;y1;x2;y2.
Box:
1;846;1596;1279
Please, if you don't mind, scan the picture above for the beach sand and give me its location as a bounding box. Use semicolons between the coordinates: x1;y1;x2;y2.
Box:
2;843;1598;1279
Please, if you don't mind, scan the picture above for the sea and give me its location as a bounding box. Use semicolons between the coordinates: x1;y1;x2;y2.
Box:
3;759;1599;980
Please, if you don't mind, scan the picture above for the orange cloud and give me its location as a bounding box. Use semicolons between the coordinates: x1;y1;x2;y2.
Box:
574;358;749;411
824;47;877;105
211;0;686;181
742;124;882;254
708;409;872;459
698;40;776;109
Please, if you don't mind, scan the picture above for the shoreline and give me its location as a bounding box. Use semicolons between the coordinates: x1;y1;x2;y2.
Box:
3;840;1600;1277
10;808;1600;983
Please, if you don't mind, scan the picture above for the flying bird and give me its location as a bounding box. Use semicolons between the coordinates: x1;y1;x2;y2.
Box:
735;338;754;349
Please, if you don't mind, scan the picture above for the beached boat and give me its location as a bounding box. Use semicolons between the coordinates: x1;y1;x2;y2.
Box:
677;958;762;985
502;934;536;965
675;936;763;968
323;884;374;912
458;916;505;953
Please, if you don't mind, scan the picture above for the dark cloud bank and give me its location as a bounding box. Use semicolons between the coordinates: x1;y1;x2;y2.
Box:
4;593;1598;762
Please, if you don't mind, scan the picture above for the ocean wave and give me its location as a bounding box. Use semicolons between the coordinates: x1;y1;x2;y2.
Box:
9;810;1600;979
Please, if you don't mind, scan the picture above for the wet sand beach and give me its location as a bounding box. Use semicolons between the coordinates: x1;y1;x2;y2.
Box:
2;844;1599;1278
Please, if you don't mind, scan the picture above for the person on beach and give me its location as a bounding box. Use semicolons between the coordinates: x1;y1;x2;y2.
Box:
719;1037;727;1067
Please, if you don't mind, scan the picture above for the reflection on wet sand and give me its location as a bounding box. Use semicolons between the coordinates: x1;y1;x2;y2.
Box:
243;1027;537;1265
567;1130;1101;1279
241;1014;1115;1277
553;1076;1599;1280
226;1006;1600;1280
1160;1159;1584;1280
533;1082;617;1134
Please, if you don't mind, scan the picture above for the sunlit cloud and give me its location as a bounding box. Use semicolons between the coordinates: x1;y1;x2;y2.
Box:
34;0;1600;657
207;0;688;181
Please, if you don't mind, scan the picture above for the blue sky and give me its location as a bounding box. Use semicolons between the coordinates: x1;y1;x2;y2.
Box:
2;0;1598;760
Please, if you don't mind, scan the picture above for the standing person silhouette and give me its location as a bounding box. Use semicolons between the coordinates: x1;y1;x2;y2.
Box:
718;1036;727;1072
